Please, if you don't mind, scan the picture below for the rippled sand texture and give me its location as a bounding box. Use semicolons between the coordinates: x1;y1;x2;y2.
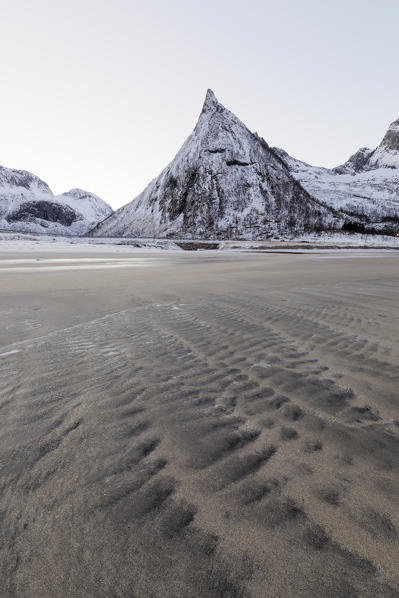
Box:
0;250;398;597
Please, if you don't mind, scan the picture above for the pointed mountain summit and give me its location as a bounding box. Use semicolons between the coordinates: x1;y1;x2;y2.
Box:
367;118;399;169
332;117;399;174
202;88;219;112
380;118;399;152
91;90;339;239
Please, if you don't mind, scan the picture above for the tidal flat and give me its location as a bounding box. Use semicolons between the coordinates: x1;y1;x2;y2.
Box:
0;248;398;597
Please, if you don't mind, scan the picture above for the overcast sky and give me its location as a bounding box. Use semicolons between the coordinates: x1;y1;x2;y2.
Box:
0;0;398;209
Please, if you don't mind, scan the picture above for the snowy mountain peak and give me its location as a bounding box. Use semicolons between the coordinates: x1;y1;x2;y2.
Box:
60;188;103;201
367;117;399;170
90;90;339;239
332;116;399;174
202;89;220;113
0;165;52;195
333;147;374;174
380;118;399;152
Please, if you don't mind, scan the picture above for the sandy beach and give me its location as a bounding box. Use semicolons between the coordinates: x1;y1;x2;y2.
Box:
0;248;398;597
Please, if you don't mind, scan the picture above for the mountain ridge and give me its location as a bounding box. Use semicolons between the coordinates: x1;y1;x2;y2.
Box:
274;116;399;234
0;165;113;235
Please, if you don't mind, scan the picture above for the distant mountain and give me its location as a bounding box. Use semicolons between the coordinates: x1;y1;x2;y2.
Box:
0;166;113;235
333;118;399;173
91;90;341;239
274;118;399;235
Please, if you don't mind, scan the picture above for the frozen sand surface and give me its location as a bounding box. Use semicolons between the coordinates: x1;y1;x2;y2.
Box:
0;249;398;597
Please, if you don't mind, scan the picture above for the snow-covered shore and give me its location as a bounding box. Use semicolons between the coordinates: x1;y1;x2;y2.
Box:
0;230;398;253
0;231;183;253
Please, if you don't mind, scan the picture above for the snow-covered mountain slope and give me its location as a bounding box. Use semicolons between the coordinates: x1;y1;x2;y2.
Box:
91;90;341;239
368;118;399;169
274;118;399;234
0;166;113;235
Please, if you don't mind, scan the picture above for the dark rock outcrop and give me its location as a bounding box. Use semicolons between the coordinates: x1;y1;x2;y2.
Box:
7;200;78;227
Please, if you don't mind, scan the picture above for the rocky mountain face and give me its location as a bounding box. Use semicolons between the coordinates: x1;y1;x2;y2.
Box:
274;118;399;235
370;118;399;168
0;166;113;235
91;90;341;239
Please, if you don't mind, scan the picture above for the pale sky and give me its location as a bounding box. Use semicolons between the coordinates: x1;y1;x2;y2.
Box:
0;0;398;209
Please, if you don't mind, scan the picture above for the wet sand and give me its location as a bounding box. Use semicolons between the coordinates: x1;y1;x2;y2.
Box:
0;249;398;597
